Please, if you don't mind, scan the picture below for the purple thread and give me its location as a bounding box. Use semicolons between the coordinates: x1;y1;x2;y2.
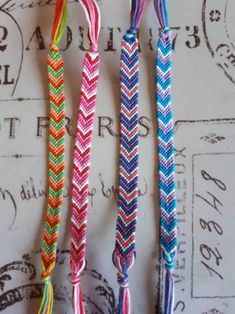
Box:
131;0;146;30
154;0;169;30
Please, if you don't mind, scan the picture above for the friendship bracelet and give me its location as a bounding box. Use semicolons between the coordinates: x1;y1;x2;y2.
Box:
154;1;177;313
70;1;100;313
38;1;176;313
112;1;146;313
39;1;67;313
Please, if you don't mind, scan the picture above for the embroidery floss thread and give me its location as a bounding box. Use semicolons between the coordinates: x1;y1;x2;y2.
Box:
154;1;177;313
70;1;100;313
39;1;67;313
112;1;146;313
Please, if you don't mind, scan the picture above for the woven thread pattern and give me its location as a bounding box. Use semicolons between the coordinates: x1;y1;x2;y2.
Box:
70;52;99;279
156;28;177;314
42;49;65;268
69;1;100;313
112;2;146;313
114;32;139;259
112;30;139;314
39;47;66;314
38;1;67;313
155;1;177;312
157;31;177;265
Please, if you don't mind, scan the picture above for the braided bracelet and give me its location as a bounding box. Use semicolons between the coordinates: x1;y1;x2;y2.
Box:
69;1;100;313
154;1;177;313
39;1;67;313
112;1;146;313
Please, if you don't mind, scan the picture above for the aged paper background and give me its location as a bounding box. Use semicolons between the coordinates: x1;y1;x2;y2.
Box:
0;0;234;313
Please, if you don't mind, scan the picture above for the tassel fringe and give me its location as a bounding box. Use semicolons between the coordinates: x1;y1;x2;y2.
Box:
117;286;131;314
38;278;54;314
72;281;85;314
113;252;135;314
164;267;174;314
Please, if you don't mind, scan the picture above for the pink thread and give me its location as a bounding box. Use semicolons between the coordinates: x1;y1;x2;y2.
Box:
70;1;100;313
80;0;100;52
131;0;147;30
70;52;99;313
122;288;131;314
72;284;85;314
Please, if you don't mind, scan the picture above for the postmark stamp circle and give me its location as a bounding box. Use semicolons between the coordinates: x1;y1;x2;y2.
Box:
225;0;235;49
202;0;235;84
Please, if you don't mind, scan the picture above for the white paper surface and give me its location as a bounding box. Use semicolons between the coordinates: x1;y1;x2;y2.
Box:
0;1;234;313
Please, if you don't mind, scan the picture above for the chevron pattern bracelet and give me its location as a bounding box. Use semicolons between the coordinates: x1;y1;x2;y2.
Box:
39;1;68;313
112;1;146;313
155;1;177;313
70;1;101;313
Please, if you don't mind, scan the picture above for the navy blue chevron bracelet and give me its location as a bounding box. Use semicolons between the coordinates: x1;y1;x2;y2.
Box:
154;1;177;314
112;0;146;313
